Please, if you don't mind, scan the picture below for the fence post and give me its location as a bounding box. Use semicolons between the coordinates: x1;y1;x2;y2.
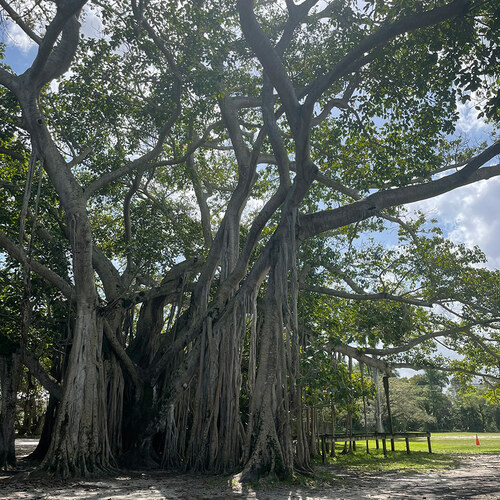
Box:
383;376;395;451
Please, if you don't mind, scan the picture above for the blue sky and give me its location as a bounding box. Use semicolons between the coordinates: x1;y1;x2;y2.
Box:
2;43;36;73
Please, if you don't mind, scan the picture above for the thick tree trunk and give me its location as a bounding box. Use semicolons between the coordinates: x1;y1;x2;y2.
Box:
241;262;294;482
186;309;244;473
0;352;20;469
41;303;110;477
41;215;111;477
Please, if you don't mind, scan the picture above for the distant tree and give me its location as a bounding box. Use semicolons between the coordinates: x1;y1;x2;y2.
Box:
452;384;500;432
412;370;456;431
381;377;435;431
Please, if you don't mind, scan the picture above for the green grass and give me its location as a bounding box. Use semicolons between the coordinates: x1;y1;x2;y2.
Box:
223;434;500;490
312;432;500;476
409;432;500;454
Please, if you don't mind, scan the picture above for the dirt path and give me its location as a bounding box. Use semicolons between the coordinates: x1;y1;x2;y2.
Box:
1;440;499;499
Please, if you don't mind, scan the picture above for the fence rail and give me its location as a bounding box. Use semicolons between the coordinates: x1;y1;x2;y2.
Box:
317;431;432;462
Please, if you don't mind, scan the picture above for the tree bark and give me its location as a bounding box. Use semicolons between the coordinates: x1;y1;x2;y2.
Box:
39;208;112;476
41;301;111;476
0;351;20;469
241;245;294;481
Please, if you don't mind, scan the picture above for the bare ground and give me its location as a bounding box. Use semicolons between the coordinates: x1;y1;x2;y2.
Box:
1;439;499;499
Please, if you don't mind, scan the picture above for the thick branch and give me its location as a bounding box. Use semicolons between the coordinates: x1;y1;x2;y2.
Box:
262;74;291;188
301;283;433;307
219;93;251;167
0;0;42;44
391;362;500;381
331;343;391;374
0;146;25;162
27;0;87;89
334;343;500;381
103;319;143;398
0;229;73;298
299;142;500;240
23;352;63;400
304;0;470;110
361;324;475;356
237;0;300;130
186;154;213;247
0;67;19;92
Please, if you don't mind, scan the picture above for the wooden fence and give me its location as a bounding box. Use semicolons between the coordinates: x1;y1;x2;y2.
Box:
318;431;432;463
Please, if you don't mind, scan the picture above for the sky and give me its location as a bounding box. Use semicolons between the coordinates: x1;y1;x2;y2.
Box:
1;6;499;268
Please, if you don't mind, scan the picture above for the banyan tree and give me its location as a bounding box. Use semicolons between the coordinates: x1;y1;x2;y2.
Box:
0;0;499;478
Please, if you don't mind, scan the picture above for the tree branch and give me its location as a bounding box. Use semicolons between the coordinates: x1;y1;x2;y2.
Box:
331;343;391;374
301;283;433;307
390;362;500;381
299;141;500;240
0;0;42;45
84;109;213;199
0;229;73;298
0;146;25;162
237;0;300;130
23;352;63;400
361;324;475;356
0;67;19;92
26;0;87;89
304;0;470;111
103;319;143;400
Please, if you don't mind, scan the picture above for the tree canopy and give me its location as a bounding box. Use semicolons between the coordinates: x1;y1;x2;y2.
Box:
0;0;499;479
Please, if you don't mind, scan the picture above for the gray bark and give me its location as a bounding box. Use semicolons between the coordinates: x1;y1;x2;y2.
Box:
0;352;20;469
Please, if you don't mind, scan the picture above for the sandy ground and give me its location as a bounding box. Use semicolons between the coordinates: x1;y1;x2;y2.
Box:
1;439;499;499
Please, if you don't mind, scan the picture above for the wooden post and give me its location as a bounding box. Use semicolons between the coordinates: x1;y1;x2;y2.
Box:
331;352;337;457
382;437;387;457
347;356;353;454
321;435;326;464
330;402;336;457
405;436;410;454
360;361;370;454
427;432;432;454
383;376;395;451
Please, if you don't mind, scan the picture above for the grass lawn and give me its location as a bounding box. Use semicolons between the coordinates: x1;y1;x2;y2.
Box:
409;432;500;454
315;432;500;474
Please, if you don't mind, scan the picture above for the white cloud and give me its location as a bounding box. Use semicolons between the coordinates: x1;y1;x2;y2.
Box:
2;5;104;52
456;100;488;135
409;177;500;269
5;21;36;52
81;6;105;40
